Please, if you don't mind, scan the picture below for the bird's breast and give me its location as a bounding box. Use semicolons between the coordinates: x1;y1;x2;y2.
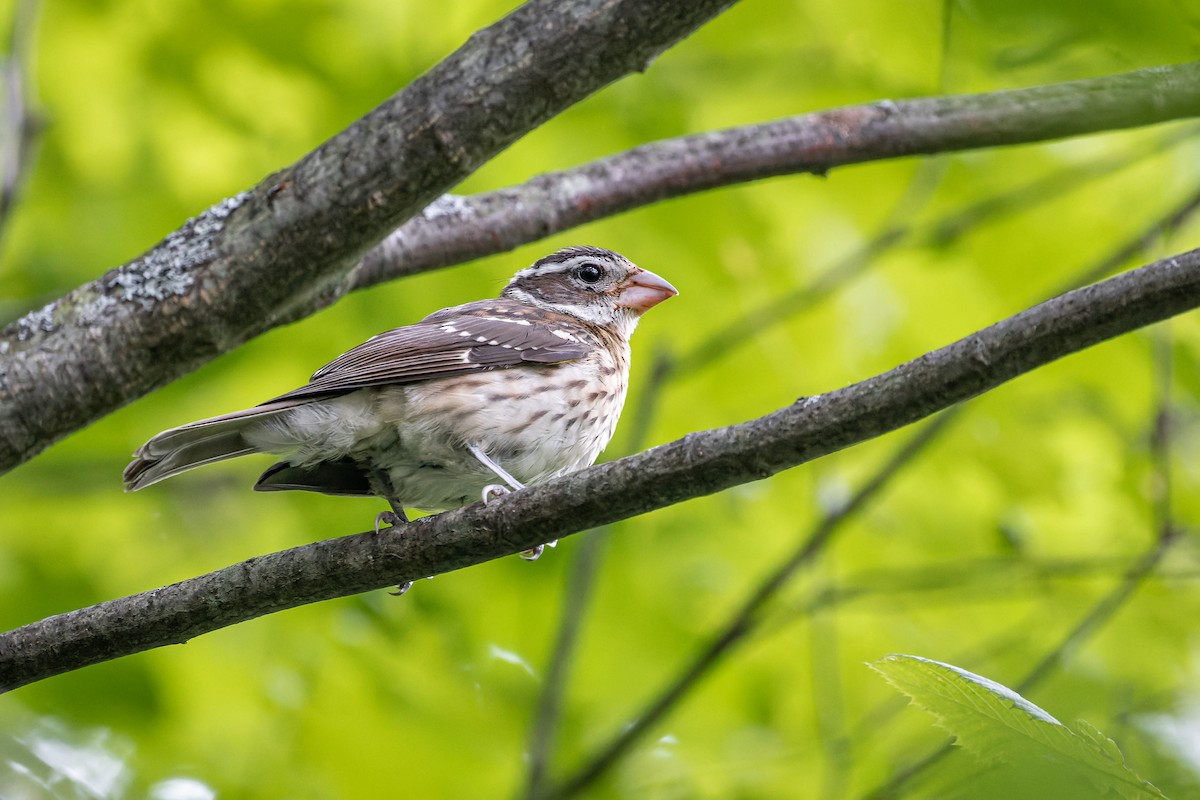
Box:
371;345;628;502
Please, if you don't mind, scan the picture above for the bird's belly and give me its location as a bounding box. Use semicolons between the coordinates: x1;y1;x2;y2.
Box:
373;364;626;510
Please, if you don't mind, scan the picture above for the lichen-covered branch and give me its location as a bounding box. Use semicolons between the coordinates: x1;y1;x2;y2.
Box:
0;0;736;473
2;246;1197;693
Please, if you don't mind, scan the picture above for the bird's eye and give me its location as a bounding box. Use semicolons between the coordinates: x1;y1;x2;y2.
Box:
574;262;604;284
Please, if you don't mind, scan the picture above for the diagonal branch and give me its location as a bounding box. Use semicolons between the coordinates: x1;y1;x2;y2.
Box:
543;410;962;800
860;331;1184;800
345;63;1200;297
1;246;1198;693
0;0;737;473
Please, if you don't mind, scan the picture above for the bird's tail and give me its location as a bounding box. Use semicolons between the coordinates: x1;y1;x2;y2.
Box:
123;402;294;491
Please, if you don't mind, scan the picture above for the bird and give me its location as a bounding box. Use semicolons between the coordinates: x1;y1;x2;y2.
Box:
124;246;677;558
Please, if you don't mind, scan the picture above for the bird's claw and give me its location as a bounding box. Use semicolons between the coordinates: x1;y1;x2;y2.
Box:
520;539;558;561
482;483;511;504
479;484;554;560
375;511;404;534
389;581;414;597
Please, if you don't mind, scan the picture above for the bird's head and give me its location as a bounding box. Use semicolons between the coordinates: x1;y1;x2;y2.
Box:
502;246;678;336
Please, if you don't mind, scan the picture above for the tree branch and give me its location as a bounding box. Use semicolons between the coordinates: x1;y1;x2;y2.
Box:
2;246;1198;693
340;62;1200;300
0;0;736;473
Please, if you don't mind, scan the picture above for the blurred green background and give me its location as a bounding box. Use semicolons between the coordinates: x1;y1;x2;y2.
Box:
3;1;1200;797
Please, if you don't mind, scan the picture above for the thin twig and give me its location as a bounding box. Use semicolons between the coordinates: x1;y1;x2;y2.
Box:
1016;331;1178;696
545;411;960;799
813;606;851;800
860;330;1182;800
860;540;1178;799
525;159;951;795
1053;183;1200;294
523;526;610;799
347;74;1200;300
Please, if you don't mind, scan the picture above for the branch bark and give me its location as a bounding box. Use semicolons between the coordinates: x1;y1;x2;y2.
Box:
2;247;1197;693
0;0;736;473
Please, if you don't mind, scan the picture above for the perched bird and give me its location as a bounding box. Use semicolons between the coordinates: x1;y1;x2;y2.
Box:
124;246;677;553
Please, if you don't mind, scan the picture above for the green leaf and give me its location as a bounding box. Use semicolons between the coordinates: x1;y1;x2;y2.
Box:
870;654;1168;799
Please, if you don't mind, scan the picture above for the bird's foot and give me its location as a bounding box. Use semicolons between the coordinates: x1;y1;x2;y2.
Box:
374;498;409;534
481;483;511;504
375;504;411;594
374;510;407;534
480;484;555;560
520;539;558;561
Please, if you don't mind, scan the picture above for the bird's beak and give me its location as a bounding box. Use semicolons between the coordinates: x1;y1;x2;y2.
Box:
616;268;678;313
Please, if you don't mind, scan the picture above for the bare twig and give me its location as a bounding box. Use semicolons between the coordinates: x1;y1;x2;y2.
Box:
862;532;1180;800
1053;184;1200;294
545;411;960;799
860;330;1182;800
523;527;610;799
1015;332;1178;696
0;245;1197;693
525;158;950;797
347;69;1200;299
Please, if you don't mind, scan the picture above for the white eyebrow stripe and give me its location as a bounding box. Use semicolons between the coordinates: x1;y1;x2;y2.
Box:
508;256;595;284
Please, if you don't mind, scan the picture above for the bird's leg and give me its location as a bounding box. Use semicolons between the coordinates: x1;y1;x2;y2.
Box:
466;443;557;561
467;443;525;493
365;466;412;595
367;466;408;533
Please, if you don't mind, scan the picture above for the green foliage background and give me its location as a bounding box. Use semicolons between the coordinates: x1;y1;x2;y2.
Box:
3;1;1200;797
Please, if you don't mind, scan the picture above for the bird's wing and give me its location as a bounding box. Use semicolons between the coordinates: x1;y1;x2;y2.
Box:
265;299;591;404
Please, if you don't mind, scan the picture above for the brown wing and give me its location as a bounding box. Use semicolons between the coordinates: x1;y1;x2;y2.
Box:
265;299;591;404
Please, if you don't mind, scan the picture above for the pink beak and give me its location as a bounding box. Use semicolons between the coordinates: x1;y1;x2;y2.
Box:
617;268;678;313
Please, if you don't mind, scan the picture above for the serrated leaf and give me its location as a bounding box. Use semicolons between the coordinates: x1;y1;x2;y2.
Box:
1075;718;1128;765
870;655;1168;799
